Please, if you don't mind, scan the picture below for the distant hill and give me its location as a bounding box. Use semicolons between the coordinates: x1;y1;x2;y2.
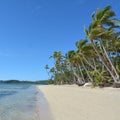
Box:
0;80;48;85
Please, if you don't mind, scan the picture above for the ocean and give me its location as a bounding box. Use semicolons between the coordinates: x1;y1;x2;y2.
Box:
0;84;53;120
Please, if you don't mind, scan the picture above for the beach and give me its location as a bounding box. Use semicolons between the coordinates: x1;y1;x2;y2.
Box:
38;85;120;120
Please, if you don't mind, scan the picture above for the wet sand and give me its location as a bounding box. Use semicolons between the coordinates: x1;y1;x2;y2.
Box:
38;85;120;120
36;89;53;120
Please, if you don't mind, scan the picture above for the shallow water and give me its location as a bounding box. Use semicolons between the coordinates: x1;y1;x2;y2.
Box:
0;84;53;120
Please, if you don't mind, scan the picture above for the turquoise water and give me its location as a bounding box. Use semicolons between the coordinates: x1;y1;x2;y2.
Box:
0;84;52;120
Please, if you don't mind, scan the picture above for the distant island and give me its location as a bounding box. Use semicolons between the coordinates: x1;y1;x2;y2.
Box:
0;80;48;85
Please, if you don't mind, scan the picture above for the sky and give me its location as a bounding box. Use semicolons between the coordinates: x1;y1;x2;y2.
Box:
0;0;120;81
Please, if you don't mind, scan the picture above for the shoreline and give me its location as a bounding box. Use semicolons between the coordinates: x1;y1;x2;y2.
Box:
36;87;53;120
38;85;120;120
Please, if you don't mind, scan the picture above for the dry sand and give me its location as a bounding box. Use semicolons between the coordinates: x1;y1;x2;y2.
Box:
38;85;120;120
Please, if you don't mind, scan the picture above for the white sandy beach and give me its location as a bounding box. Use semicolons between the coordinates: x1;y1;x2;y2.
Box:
38;85;120;120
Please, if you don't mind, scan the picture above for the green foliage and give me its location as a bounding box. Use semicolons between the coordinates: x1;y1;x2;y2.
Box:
116;65;120;74
47;79;54;84
0;80;48;84
45;5;120;86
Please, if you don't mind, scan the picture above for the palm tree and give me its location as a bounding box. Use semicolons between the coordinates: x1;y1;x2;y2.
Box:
67;50;84;84
85;6;120;83
76;39;106;82
45;64;50;79
46;5;120;86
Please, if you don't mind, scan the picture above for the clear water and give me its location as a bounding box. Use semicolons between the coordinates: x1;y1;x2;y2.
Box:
0;84;53;120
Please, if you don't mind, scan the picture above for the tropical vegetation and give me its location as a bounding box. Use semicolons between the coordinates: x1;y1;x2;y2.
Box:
0;80;48;84
45;6;120;87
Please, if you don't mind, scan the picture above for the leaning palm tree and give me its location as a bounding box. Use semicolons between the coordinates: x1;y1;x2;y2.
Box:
85;6;120;83
67;50;85;84
76;40;98;72
76;39;106;83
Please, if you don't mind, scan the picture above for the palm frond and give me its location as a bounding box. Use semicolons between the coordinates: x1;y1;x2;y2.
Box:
76;39;87;49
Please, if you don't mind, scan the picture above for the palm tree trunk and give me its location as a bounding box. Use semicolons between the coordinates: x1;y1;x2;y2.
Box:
101;42;120;82
93;58;97;70
78;64;85;83
80;59;93;82
91;40;118;82
82;55;105;79
71;67;83;84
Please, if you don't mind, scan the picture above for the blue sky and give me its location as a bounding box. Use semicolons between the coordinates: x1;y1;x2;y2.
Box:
0;0;120;81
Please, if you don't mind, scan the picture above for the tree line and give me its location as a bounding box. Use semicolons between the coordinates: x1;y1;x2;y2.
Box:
0;80;48;84
45;6;120;87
